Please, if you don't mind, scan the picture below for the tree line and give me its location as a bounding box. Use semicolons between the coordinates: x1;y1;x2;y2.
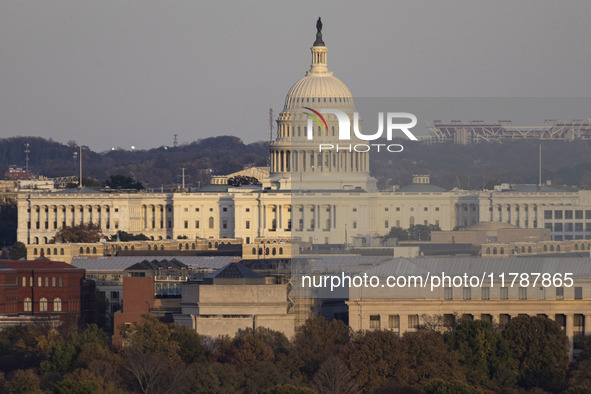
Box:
0;314;590;393
4;136;591;190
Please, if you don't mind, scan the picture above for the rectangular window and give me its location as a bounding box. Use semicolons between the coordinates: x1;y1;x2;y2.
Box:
554;223;563;232
408;314;419;330
385;220;389;228
353;221;357;229
184;220;188;229
565;223;574;232
565;210;573;219
111;291;119;299
463;287;471;300
575;223;584;232
575;287;583;299
576;210;583;219
52;277;56;287
538;287;545;300
500;287;509;300
554;210;563;219
246;221;250;229
223;207;227;212
45;277;49;287
556;287;564;300
481;287;490;300
195;220;200;229
388;315;400;332
424;207;428;211
222;220;227;229
444;287;453;300
518;287;527;300
369;315;380;331
195;208;200;212
586;210;591;219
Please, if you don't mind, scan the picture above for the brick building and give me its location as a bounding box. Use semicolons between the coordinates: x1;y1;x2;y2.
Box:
0;259;95;328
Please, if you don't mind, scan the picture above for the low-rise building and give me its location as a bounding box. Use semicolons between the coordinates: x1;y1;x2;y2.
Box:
175;262;295;338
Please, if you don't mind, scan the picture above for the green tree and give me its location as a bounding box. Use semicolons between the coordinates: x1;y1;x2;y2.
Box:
227;175;261;186
51;223;103;243
420;379;479;394
408;224;440;241
397;330;467;388
445;319;515;389
290;317;351;381
384;226;409;241
8;369;42;394
110;230;150;242
105;175;144;190
344;330;402;392
503;315;569;390
170;325;207;364
9;241;26;260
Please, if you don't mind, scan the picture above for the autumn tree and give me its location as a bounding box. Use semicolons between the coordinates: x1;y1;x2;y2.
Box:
51;223;103;243
396;330;467;388
312;356;358;394
290;317;351;381
344;330;402;392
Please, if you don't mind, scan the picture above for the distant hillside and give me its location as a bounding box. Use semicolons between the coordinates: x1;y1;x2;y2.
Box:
2;136;591;190
371;139;591;190
0;136;268;188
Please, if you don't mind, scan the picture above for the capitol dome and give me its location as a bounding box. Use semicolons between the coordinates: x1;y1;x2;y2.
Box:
283;24;354;111
284;73;354;110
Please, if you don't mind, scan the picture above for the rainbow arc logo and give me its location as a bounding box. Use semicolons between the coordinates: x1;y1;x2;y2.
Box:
303;107;328;131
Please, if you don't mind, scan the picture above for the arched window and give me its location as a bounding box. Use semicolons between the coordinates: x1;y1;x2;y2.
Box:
34;248;38;255
185;243;189;250
160;245;164;251
86;247;90;253
493;247;497;255
252;248;256;255
209;217;214;229
214;242;219;248
192;243;195;250
53;298;62;312
52;277;56;287
148;245;151;251
279;247;283;255
179;243;183;250
21;277;26;287
556;244;560;252
60;248;64;255
38;277;42;287
550;245;554;252
258;248;263;255
53;248;57;255
486;247;490;254
40;298;48;312
575;243;579;250
521;246;525;253
500;247;504;254
47;248;51;256
272;247;276;256
124;246;128;251
24;298;32;312
131;245;135;251
92;247;97;254
528;246;532;253
543;245;548;252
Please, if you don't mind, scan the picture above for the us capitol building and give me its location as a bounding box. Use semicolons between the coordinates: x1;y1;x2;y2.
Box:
16;24;591;250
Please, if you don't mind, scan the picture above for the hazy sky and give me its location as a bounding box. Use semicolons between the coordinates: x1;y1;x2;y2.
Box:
1;1;591;151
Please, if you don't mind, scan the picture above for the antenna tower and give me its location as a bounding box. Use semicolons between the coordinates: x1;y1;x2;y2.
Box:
173;134;178;147
24;143;30;172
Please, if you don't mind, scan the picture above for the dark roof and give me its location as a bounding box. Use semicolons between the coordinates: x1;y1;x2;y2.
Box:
206;262;262;279
0;260;79;270
125;258;190;271
54;187;105;194
397;184;447;193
